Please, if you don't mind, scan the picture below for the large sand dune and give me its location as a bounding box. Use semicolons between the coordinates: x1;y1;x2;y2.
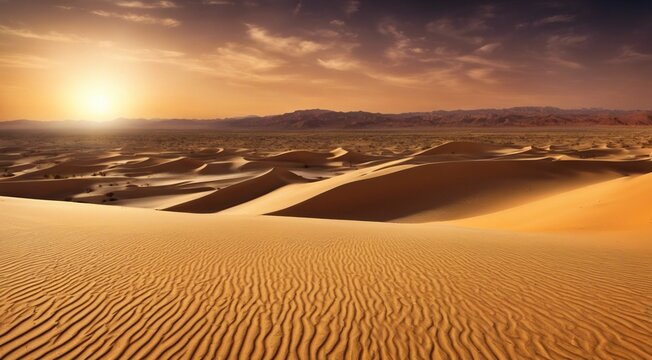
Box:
0;129;651;359
271;159;652;222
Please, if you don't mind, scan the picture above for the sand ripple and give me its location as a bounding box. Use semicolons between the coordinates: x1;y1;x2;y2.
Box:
0;202;650;359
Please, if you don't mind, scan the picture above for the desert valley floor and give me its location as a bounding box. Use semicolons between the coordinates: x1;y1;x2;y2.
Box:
0;129;651;359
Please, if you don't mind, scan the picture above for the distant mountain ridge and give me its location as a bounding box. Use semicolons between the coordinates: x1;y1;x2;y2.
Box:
2;107;652;130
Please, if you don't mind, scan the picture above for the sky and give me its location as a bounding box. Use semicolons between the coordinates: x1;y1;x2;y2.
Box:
0;0;651;120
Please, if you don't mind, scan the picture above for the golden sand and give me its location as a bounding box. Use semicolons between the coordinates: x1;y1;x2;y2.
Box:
1;130;650;359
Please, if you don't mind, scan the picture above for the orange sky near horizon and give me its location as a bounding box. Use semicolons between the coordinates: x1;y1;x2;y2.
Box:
0;0;651;121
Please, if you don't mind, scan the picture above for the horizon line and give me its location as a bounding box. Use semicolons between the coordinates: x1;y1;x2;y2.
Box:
2;106;652;122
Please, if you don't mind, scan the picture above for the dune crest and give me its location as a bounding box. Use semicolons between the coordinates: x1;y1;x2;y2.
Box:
413;141;515;156
131;157;205;174
328;147;383;164
254;150;332;165
166;168;310;213
270;159;652;222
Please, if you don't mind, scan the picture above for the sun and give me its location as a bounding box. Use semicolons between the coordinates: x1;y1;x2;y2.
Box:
85;92;111;117
76;86;117;121
67;69;125;121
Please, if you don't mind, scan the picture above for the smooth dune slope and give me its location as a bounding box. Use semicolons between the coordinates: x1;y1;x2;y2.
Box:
270;159;652;222
165;168;310;213
0;178;123;200
413;141;516;156
0;196;651;359
457;172;652;235
121;157;205;174
253;150;333;165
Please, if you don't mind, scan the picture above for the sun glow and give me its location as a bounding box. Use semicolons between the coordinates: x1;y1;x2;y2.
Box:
85;92;111;117
66;69;126;121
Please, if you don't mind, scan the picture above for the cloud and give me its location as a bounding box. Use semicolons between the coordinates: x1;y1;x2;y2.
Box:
548;57;583;69
112;43;286;82
375;19;512;85
378;21;425;62
467;68;496;84
456;55;509;69
115;1;178;9
546;34;588;69
246;24;328;56
0;25;88;42
202;0;234;4
608;46;652;64
474;43;501;54
317;57;359;71
534;14;575;26
210;44;283;72
425;4;493;45
0;54;57;68
112;47;186;62
316;50;465;89
91;10;180;27
548;34;588;47
292;1;302;16
365;66;462;89
344;0;360;15
426;18;484;44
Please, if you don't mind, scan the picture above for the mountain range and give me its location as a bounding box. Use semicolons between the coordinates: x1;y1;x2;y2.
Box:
1;107;651;130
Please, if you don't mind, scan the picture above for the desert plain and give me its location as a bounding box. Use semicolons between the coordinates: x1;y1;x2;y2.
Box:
0;128;651;359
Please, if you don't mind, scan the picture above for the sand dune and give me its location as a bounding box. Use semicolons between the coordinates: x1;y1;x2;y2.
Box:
0;196;650;359
328;147;384;164
127;157;206;174
253;150;333;165
458;172;652;235
77;183;215;203
72;154;145;166
271;159;652;222
0;178;123;200
4;133;649;219
2;162;37;173
113;156;169;169
10;161;107;180
413;141;516;156
221;158;411;215
196;161;237;175
166;168;310;213
570;148;628;159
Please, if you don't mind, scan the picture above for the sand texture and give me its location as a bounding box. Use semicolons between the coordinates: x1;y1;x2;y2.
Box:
0;129;651;359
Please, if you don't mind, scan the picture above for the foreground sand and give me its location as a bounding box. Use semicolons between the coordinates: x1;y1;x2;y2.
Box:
1;196;650;359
